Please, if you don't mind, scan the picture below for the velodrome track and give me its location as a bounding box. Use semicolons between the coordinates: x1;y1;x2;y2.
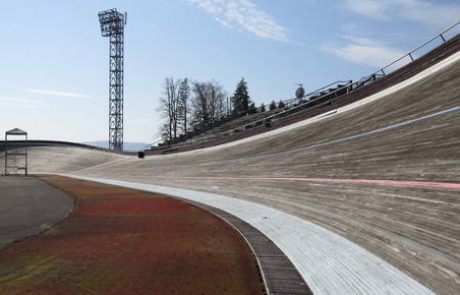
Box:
1;49;459;293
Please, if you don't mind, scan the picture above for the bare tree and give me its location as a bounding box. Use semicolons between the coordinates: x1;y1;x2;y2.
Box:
160;122;171;143
177;78;191;134
191;81;227;128
191;82;210;127
207;81;226;121
159;78;179;142
159;78;228;142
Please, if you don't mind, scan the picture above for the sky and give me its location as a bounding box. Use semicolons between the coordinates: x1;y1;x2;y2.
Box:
0;0;459;145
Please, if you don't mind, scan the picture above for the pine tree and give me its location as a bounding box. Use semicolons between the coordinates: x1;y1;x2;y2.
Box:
231;78;251;115
269;100;277;111
248;102;256;114
260;103;266;112
278;100;285;109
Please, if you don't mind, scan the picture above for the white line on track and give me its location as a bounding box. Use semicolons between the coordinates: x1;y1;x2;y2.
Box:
131;175;460;191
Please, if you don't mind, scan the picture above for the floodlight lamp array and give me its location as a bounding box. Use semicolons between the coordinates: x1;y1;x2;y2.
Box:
98;9;126;37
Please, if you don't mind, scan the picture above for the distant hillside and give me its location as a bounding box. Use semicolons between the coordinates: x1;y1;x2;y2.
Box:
85;141;149;152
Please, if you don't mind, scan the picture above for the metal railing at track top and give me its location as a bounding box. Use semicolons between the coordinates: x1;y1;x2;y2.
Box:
374;20;460;76
227;19;460;133
153;20;460;150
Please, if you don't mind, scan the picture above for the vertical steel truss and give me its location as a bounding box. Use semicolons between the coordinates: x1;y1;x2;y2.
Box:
108;28;124;151
98;9;127;151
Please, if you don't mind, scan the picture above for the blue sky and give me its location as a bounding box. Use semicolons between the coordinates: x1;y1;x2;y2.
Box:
0;0;459;144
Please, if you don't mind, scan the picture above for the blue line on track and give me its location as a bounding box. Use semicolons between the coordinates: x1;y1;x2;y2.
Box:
204;104;460;164
307;105;460;149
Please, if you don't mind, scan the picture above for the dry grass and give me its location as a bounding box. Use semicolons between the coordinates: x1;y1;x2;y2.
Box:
0;175;263;295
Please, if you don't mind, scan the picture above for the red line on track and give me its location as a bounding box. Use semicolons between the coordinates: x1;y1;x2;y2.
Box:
154;176;460;190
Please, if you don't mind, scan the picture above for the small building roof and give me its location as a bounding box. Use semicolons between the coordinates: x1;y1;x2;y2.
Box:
6;128;27;135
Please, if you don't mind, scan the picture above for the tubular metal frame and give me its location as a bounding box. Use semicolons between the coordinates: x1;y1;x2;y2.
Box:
4;132;28;176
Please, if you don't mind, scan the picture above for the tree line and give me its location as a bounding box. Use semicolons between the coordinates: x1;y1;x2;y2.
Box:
158;77;286;144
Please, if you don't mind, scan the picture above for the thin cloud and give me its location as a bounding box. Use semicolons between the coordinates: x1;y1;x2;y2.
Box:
327;36;405;68
23;88;92;99
188;0;289;42
343;0;460;28
0;96;42;109
344;0;387;20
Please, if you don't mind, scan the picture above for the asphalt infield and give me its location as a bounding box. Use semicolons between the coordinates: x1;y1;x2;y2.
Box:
0;176;73;249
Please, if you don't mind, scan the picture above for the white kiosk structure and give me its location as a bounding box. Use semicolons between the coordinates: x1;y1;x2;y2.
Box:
4;128;28;176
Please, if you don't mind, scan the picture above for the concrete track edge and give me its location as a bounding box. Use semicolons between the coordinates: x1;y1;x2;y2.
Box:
187;199;312;295
62;174;435;295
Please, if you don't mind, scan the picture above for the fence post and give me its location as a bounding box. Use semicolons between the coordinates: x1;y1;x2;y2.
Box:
440;33;446;43
4;132;7;175
409;53;414;62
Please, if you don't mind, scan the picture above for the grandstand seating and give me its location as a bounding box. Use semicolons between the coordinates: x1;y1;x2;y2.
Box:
149;33;460;155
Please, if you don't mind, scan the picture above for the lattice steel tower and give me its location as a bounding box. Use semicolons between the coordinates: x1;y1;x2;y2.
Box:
98;9;127;151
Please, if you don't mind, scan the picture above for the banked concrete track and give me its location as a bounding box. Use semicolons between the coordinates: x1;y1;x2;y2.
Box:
3;50;460;293
0;145;128;174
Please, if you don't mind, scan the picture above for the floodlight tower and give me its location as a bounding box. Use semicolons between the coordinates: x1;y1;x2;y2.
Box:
98;9;127;151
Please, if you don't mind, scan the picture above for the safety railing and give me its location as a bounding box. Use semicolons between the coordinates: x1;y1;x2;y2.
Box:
151;19;460;151
274;80;351;109
372;20;460;77
229;19;460;133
